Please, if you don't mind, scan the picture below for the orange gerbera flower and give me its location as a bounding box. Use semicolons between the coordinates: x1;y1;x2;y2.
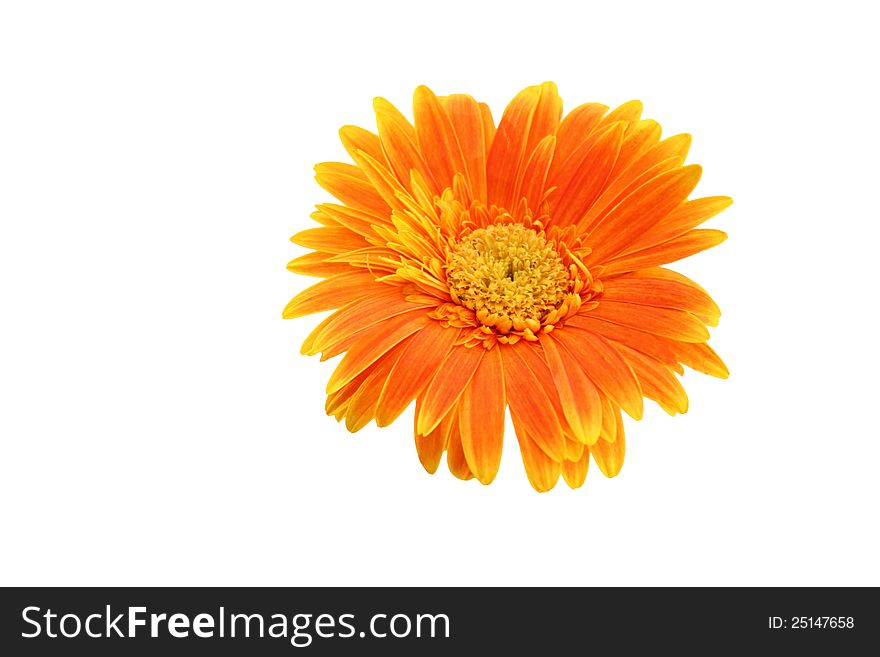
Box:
284;83;730;491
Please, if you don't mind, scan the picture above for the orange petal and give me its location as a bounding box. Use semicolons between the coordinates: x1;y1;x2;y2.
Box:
301;288;429;356
565;313;681;368
515;425;562;492
282;270;378;319
458;345;506;484
479;102;496;160
500;345;566;461
601;229;728;276
327;312;431;394
549;122;625;227
349;149;410;211
581;156;683;232
326;365;372;420
373;97;438;193
592;409;626;477
598;133;692;203
413;86;467;192
316;202;392;238
650;132;691;161
526;82;563;156
314;162;390;216
581;133;692;229
438;94;490;203
416;345;484;435
626;196;733;252
309;208;342;228
541;333;602;445
555;328;644;420
670;341;729;379
413;396;452;474
587;299;710;343
616;343;689;415
515;135;555;211
445;410;473;480
586;165;703;265
551;102;609;173
599;396;618;444
286;252;355;278
564;437;585;462
595;100;643;129
339;125;386;165
290;226;369;254
609;133;692;193
375;322;458;426
562;447;591;489
601;271;721;326
344;341;406;431
609;119;662;179
486;87;538;209
487;82;561;209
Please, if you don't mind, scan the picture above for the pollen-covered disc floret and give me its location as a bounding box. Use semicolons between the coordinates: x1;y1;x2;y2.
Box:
447;224;570;328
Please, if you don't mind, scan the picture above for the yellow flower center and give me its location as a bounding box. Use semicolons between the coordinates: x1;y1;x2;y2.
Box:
447;223;570;329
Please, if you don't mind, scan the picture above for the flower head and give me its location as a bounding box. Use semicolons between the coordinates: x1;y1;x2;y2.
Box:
284;83;730;491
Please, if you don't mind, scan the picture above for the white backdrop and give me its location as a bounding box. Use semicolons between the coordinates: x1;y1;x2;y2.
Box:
2;1;878;586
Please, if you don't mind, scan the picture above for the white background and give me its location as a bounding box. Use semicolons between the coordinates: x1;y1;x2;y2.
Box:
2;1;878;586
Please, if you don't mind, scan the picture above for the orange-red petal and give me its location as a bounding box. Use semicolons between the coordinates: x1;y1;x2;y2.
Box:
486;82;560;209
551;102;609;172
592;409;626;477
445;410;473;480
416;344;484;435
562;447;591;489
587;300;710;343
458;345;506;484
344;341;407;431
375;323;458;426
515;135;556;211
413;396;451;474
550;122;625;228
602;270;721;326
555;327;644;420
282;270;379;319
413;86;467;192
315;162;390;216
515;425;562;492
586;165;703;265
501;345;566;462
327;312;431;394
438;94;490;203
291;226;370;254
541;333;602;445
616;343;689;415
671;341;730;379
374;97;438;194
286;252;357;278
339;124;386;165
302;289;431;357
602;229;727;276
